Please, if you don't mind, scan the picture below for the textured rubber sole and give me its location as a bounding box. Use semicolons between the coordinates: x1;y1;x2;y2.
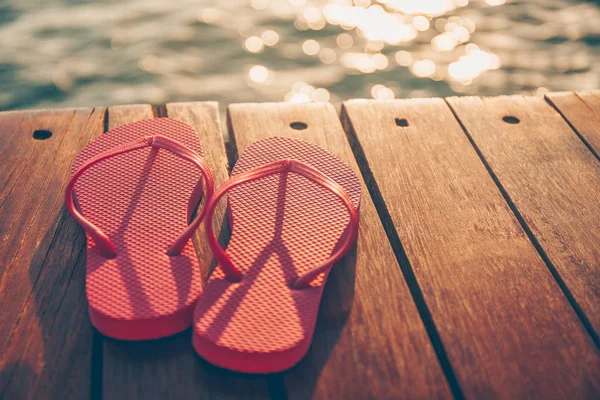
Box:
193;137;361;373
72;118;205;340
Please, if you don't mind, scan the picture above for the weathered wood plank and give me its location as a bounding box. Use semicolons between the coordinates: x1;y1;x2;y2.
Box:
342;98;600;399
546;91;600;157
227;103;451;399
101;103;270;400
0;107;105;400
447;95;600;345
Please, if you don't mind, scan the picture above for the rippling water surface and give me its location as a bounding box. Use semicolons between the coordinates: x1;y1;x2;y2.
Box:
1;0;599;111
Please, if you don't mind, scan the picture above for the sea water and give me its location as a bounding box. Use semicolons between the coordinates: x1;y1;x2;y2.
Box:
0;0;598;111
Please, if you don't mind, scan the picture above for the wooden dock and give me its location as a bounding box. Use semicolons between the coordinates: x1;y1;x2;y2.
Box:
1;92;600;399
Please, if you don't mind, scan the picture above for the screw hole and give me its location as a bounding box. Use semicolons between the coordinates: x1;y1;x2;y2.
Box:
33;130;52;140
502;116;520;124
290;122;307;130
395;118;409;127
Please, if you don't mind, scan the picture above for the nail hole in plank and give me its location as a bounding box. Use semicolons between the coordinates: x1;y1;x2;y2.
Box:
290;122;308;130
395;118;409;127
502;116;520;124
33;129;52;140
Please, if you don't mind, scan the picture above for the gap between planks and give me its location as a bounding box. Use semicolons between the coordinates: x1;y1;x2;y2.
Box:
545;91;600;161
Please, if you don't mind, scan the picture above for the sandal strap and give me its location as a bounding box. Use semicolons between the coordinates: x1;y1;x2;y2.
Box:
204;158;359;289
65;135;214;258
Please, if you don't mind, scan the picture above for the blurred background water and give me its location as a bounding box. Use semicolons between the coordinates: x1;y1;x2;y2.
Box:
0;0;599;112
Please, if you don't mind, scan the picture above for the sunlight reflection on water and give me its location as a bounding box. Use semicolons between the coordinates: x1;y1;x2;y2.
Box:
0;0;598;111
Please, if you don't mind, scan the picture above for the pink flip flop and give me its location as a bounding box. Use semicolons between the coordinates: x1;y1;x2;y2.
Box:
192;137;361;373
65;118;214;340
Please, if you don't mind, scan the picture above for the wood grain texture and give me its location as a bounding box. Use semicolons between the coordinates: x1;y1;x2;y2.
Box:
227;102;451;400
342;98;600;399
101;103;270;400
546;91;600;157
0;107;105;400
447;95;600;344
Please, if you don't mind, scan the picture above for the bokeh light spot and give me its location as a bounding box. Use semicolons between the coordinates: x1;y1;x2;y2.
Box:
302;39;320;55
249;65;270;83
411;59;436;78
319;48;337;64
395;50;412;66
336;33;354;49
245;36;264;53
251;0;270;10
261;30;280;46
413;16;430;31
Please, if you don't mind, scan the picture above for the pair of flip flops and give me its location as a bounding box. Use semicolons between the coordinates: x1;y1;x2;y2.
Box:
65;118;361;373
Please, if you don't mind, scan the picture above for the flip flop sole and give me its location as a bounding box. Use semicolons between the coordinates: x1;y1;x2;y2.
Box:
193;137;361;373
72;118;205;340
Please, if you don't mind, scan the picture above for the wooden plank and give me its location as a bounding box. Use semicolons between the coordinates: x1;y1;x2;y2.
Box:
101;104;270;400
546;91;600;157
0;107;105;399
342;98;600;399
227;103;451;399
447;95;600;344
105;104;154;130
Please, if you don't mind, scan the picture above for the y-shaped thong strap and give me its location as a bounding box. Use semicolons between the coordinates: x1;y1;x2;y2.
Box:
65;135;214;258
204;158;359;289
